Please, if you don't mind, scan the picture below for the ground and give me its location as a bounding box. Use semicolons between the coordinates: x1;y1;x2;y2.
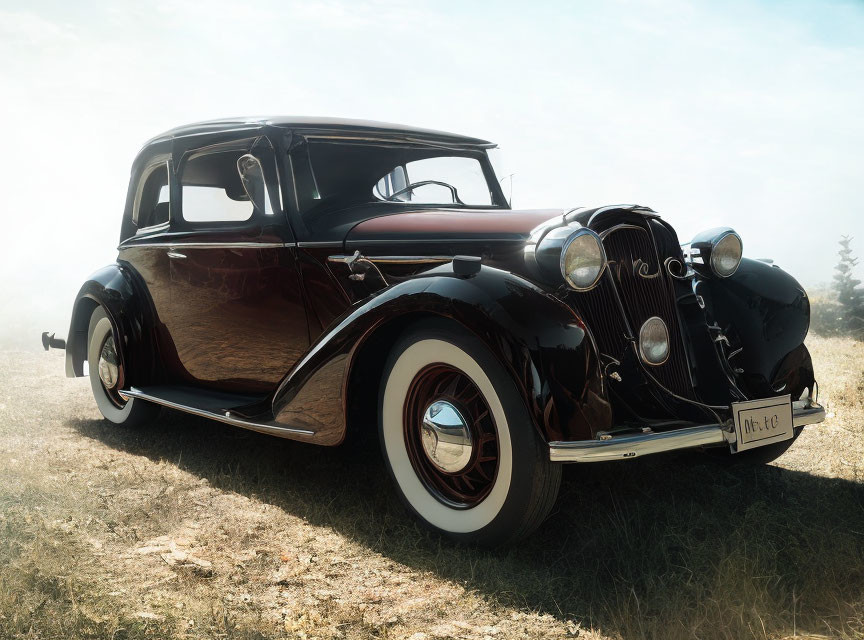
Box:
0;336;862;640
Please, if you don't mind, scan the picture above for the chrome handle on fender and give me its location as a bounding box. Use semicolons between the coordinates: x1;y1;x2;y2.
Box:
166;251;187;259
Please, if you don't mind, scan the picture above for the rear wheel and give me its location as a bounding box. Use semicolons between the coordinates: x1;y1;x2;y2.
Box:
87;306;160;427
378;319;560;546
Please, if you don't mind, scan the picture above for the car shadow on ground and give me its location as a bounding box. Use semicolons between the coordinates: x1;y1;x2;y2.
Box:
69;409;864;637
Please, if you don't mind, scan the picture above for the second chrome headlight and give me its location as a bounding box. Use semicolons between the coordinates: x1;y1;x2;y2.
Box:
689;227;743;279
560;229;607;290
710;231;743;278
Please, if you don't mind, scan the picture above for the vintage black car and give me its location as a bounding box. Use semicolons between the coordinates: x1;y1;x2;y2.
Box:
45;117;825;544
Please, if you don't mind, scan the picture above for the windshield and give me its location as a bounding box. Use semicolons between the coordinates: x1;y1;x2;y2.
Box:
373;156;491;205
290;139;506;227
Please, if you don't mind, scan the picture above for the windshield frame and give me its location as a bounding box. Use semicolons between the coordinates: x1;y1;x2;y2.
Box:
293;134;508;205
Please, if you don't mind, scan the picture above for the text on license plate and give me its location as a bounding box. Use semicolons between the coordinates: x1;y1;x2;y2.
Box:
732;395;794;453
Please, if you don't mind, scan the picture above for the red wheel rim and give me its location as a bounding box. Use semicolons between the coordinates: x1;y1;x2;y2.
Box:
403;364;499;508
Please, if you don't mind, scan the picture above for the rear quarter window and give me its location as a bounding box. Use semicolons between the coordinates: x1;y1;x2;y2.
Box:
134;162;170;229
180;150;254;223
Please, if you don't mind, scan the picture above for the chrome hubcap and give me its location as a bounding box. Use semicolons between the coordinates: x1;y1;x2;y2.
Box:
420;400;473;474
98;336;119;389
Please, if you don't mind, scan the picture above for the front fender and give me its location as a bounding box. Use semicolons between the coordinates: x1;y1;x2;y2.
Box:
65;263;154;384
271;264;610;446
694;258;811;397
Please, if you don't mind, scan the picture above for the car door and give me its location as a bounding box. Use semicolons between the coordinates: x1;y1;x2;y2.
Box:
161;137;308;394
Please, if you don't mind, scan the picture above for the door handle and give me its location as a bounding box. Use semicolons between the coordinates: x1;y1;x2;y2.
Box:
166;251;187;259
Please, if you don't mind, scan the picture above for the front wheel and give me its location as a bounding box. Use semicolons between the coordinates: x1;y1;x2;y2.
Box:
87;306;160;427
378;319;561;546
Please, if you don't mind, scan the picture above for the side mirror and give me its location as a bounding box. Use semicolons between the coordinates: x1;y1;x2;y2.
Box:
236;154;273;215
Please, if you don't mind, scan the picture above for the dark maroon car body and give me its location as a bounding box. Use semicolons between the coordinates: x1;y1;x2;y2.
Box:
54;116;823;478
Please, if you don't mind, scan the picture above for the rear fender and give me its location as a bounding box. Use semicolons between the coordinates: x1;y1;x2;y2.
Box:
66;264;155;385
271;263;610;446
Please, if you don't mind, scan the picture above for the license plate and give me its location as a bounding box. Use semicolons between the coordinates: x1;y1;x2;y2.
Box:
732;395;794;453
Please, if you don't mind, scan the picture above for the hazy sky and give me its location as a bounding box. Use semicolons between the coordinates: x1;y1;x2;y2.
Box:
1;0;862;346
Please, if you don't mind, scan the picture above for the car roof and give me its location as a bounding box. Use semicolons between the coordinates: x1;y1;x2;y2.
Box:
144;116;494;149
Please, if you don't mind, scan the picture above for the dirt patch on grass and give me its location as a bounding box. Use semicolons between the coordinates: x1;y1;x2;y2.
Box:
1;337;862;639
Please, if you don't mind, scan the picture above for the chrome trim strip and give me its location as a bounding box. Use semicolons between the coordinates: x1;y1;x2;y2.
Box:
347;237;520;245
118;387;315;438
300;133;496;150
297;241;344;248
549;402;826;463
134;221;170;236
367;255;452;264
118;241;287;250
327;253;360;265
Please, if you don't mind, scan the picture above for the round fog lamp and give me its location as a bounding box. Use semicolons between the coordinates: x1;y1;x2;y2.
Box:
639;316;670;366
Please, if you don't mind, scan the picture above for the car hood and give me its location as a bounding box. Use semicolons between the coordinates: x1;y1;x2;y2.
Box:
344;208;567;249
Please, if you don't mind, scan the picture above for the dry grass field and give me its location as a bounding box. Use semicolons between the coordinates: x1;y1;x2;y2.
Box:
0;335;862;639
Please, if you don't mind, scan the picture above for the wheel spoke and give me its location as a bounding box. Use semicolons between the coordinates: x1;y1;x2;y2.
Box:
404;364;499;508
431;374;452;398
472;408;490;424
441;373;460;398
458;391;480;409
474;465;492;482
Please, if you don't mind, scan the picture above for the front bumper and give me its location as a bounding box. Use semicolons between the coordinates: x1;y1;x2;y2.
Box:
549;400;826;463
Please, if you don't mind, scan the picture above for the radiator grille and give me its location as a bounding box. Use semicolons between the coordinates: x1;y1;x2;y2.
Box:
574;224;694;398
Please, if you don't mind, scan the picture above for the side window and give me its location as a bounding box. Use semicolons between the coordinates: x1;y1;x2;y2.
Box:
135;162;170;229
180;150;255;223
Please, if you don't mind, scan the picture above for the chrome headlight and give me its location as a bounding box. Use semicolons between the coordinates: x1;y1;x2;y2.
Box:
690;227;742;278
710;231;742;277
560;229;606;290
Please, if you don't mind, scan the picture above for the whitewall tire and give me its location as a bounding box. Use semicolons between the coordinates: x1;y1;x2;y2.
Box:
87;306;160;427
379;319;561;545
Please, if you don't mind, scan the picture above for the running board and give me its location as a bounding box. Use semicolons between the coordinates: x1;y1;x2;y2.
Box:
118;386;314;439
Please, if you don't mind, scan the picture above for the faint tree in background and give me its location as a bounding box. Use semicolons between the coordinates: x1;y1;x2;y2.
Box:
833;236;864;339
